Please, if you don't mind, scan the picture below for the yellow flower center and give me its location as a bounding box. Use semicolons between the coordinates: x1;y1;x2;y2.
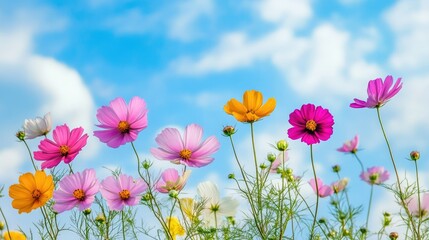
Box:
117;121;130;133
119;190;131;200
305;120;317;132
59;145;69;156
32;189;41;199
73;189;85;201
179;149;192;160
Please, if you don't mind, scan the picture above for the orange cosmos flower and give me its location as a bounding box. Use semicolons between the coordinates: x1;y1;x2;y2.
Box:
9;170;54;213
224;90;276;123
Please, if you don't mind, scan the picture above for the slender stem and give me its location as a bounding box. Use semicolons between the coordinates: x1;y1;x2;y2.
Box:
365;185;374;234
68;164;74;174
278;151;286;239
0;207;12;240
376;107;419;237
309;144;319;238
250;123;262;212
336;172;354;232
352;153;364;173
415;160;421;237
121;210;126;240
23;139;38;171
40;207;55;240
287;183;295;239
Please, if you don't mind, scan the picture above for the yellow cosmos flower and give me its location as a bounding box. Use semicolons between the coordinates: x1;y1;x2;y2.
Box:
9;170;54;213
166;216;185;240
3;230;27;240
224;90;276;123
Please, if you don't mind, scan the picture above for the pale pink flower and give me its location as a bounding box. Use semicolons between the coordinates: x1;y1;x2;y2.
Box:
331;178;349;194
53;169;99;213
23;112;52;139
270;152;289;173
337;135;359;153
350;75;402;108
407;193;429;218
309;178;333;198
151;124;220;167
34;124;88;169
94;97;148;148
100;174;147;211
155;168;191;193
360;166;390;185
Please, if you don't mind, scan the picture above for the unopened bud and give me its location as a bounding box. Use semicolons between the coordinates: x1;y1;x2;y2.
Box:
16;131;25;141
83;208;91;215
95;213;106;224
260;163;267;170
0;221;4;230
389;232;398;240
169;190;179;198
141;193;152;202
226;216;235;225
142;160;151;169
318;218;326;224
267;153;276;163
332;164;341;173
410;151;420;161
222;126;236;136
228;173;235;179
276;140;288;151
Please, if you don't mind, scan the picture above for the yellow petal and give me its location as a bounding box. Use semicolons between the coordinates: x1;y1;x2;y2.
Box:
243;90;262;111
255;97;276;118
224;98;247;115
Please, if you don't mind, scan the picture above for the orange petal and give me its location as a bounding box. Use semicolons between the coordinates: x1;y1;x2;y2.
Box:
243;90;262;111
9;185;31;199
18;173;36;192
224;98;247;115
255;97;276;118
232;112;249;122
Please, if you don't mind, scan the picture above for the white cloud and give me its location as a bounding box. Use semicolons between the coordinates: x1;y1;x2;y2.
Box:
0;148;24;182
257;0;312;28
384;0;429;71
182;91;225;108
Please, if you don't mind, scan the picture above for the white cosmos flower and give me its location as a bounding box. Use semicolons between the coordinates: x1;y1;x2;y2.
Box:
197;181;239;228
23;112;52;139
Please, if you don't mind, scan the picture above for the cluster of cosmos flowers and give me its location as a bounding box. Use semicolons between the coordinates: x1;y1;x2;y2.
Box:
1;75;424;240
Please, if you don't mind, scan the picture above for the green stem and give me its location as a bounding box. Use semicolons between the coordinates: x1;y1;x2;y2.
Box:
309;144;319;238
365;185;373;234
250;123;262;212
23;139;38;171
415;160;421;237
278;151;286;239
121;210;126;240
352;153;364;173
68;164;74;174
0;207;12;240
376;107;419;238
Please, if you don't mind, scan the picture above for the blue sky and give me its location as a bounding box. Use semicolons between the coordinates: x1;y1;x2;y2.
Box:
1;0;429;238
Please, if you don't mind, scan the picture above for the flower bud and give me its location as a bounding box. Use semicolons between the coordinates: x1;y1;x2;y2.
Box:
389;232;398;240
332;164;341;173
318;218;326;224
410;151;420;161
260;163;267;170
142;160;152;169
83;208;91;215
267;153;276;163
16;131;25;141
222;126;236;136
169;190;179;198
228;173;235;179
342;228;350;236
383;212;392;227
0;221;4;230
226;216;235;225
141;193;153;202
359;227;367;235
95;213;106;224
276;140;288;151
328;230;337;238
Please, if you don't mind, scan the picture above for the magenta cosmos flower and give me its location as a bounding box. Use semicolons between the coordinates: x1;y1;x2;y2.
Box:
34;124;88;169
100;174;147;211
53;169;99;213
407;193;429;217
360;166;390;185
308;178;333;198
337;135;359;153
155;168;191;193
151;124;220;168
287;104;334;145
350;75;402;108
94;97;148;148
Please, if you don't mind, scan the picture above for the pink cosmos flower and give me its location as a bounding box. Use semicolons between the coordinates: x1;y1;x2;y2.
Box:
287;104;334;145
34;124;88;169
53;169;99;213
270;152;289;173
331;178;349;194
360;166;390;185
350;75;402;108
407;193;429;218
94;97;148;148
309;178;333;198
337;135;359;153
150;124;220;168
100;174;147;211
155;168;191;193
